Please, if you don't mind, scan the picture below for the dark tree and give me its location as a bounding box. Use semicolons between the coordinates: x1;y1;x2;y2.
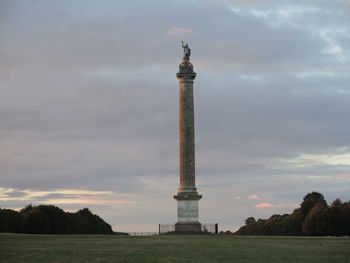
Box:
236;192;350;236
245;217;256;225
0;204;114;234
22;208;51;234
0;208;23;233
301;202;326;235
300;192;327;217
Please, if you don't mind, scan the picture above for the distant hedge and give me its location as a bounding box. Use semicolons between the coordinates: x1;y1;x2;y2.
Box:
0;205;113;234
236;192;350;236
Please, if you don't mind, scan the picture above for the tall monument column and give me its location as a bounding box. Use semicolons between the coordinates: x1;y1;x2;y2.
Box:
174;42;202;232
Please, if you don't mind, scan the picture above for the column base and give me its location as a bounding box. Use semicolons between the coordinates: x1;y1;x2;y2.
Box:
175;222;202;232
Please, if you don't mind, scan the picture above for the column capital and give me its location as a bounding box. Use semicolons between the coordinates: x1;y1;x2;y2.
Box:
177;58;196;76
174;193;202;200
176;72;196;80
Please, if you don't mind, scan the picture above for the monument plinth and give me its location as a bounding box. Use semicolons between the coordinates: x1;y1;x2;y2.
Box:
174;42;202;232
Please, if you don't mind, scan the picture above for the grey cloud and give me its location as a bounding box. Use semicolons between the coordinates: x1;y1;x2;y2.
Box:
2;190;27;198
0;0;332;72
195;73;350;158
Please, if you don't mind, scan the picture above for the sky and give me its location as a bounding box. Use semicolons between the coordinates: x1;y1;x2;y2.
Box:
1;0;350;232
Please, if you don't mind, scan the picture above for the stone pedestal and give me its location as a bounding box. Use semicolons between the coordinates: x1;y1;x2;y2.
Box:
174;195;202;232
175;222;202;232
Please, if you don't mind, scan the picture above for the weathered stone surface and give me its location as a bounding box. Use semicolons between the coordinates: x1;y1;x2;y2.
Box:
177;200;199;223
175;222;202;232
177;77;197;194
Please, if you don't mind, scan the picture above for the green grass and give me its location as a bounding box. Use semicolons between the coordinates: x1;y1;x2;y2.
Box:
0;233;349;263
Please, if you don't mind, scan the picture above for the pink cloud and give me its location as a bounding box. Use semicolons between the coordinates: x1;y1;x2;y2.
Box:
255;203;298;208
46;199;138;205
248;195;259;199
166;27;193;36
255;202;274;208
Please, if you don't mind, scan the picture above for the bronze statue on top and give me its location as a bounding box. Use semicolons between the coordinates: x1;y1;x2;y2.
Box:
182;41;191;60
178;41;195;75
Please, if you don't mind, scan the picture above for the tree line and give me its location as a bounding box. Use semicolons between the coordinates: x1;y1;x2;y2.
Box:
0;205;114;234
236;192;350;236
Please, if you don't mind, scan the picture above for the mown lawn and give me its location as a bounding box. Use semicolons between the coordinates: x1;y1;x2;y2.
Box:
0;233;349;263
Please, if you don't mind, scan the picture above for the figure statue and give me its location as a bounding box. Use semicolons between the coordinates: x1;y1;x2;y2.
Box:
178;41;195;74
181;41;191;60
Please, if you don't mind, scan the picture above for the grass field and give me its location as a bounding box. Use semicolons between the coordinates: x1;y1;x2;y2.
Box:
0;233;349;263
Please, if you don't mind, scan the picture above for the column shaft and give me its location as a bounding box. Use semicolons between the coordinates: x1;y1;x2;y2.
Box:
179;78;196;193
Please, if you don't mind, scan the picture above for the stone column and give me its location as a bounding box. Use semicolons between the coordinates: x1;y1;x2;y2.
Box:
174;43;202;232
